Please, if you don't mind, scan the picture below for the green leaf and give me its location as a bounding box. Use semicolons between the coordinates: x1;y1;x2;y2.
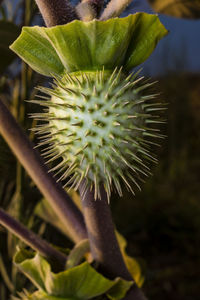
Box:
10;13;167;76
148;0;200;19
10;26;64;76
35;200;144;290
116;232;145;288
12;290;77;300
107;279;133;300
124;13;168;70
14;249;50;291
14;249;133;300
66;239;90;269
35;190;81;238
0;21;20;73
35;198;69;236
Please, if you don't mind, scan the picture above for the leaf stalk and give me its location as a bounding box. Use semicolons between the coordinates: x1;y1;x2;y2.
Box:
0;208;67;271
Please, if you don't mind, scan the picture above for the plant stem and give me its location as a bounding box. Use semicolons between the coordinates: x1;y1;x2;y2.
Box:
79;183;130;279
76;0;104;20
76;2;96;21
86;0;104;17
0;99;87;243
100;0;133;20
79;183;147;300
35;0;78;27
0;208;67;270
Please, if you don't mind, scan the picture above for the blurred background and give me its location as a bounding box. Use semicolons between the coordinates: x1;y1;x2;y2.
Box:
0;1;199;299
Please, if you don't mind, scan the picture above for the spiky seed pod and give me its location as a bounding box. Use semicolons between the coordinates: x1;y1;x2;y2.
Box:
10;14;168;200
31;68;165;200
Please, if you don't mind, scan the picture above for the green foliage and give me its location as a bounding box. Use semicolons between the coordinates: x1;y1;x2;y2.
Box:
35;193;145;288
148;0;200;19
14;248;133;300
116;232;144;288
0;20;20;73
10;13;167;77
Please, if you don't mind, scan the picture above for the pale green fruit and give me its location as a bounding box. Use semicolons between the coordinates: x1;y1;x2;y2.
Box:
31;68;164;200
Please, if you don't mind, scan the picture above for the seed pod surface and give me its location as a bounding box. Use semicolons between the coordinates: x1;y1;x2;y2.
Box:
32;68;164;200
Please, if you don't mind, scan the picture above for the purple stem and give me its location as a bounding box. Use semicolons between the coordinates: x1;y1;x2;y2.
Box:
82;0;104;17
35;0;78;26
0;208;67;270
0;99;87;243
79;184;147;300
80;183;131;279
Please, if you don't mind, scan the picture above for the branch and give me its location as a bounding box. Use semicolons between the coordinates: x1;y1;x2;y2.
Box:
79;183;130;279
79;183;147;300
35;0;78;26
76;0;104;20
100;0;133;20
76;2;96;21
87;0;104;17
0;99;87;243
0;208;67;271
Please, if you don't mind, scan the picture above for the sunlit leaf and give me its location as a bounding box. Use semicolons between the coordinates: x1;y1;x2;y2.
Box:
116;231;145;288
0;21;20;73
14;249;133;300
124;13;168;70
148;0;200;19
10;13;167;76
107;278;133;300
